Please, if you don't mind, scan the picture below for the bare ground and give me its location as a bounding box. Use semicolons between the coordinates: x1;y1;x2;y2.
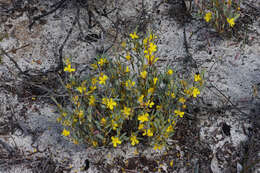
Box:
0;0;260;172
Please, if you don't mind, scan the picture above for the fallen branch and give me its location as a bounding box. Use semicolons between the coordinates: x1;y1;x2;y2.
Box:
207;83;251;118
57;13;78;73
0;139;15;156
29;0;69;30
0;47;30;77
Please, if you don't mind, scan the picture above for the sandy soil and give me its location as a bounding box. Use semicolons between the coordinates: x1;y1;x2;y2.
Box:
0;0;260;172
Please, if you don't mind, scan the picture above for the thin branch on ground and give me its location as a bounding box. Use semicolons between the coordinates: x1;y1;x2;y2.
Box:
0;139;15;156
29;0;69;30
0;47;29;76
57;13;78;73
207;82;251;118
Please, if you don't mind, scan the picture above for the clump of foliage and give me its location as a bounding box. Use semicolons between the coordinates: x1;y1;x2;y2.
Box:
194;0;241;33
53;31;204;150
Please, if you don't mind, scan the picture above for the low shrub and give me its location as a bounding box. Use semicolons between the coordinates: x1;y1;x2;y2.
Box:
194;0;241;33
53;31;204;150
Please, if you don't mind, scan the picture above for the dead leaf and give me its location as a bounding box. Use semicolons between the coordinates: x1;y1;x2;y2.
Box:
36;59;42;65
252;84;258;98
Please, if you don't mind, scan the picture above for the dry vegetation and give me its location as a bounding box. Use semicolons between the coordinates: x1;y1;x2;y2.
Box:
0;0;260;172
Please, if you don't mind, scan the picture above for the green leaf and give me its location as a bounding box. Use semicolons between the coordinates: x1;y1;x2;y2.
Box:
234;13;240;21
87;114;92;122
51;96;59;107
96;134;104;140
95;120;102;131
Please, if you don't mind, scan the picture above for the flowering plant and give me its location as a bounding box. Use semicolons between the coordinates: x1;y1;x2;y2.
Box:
53;31;204;150
194;0;241;33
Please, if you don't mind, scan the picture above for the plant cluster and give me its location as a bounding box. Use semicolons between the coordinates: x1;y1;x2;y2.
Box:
53;31;204;150
194;0;241;33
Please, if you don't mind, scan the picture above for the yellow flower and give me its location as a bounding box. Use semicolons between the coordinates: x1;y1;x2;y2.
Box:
62;129;70;137
65;58;70;65
142;130;147;136
227;0;232;6
63;120;71;126
171;92;176;98
138;123;144;130
143;38;148;46
89;95;95;106
192;87;200;98
112;120;118;130
164;131;169;138
156;105;162;110
134;149;139;155
194;74;202;82
57;116;62;123
72;95;79;103
62;112;67;117
227;17;235;27
148;42;157;53
130;134;139;146
90;85;96;91
153;77;158;85
77;86;86;94
204;12;212;22
145;100;154;108
125;52;131;61
178;97;186;104
78;109;84;119
181;80;187;88
129;32;139;39
71;80;76;86
170;160;174;167
101;118;106;125
125;80;135;88
92;141;98;147
73;139;79;145
111;136;121;147
140;71;147;79
125;66;130;73
153;143;163;151
147;129;153;136
121;106;131;118
166;125;174;133
184;88;191;96
138;95;144;105
174;109;184;118
99;74;108;85
145;54;159;65
66;83;72;89
102;98;108;105
91;77;97;85
148;88;154;94
149;34;157;41
106;98;117;110
64;64;75;73
77;87;83;94
121;41;126;48
138;113;149;123
91;63;98;70
131;81;136;86
98;58;107;66
73;118;78;123
167;69;173;75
